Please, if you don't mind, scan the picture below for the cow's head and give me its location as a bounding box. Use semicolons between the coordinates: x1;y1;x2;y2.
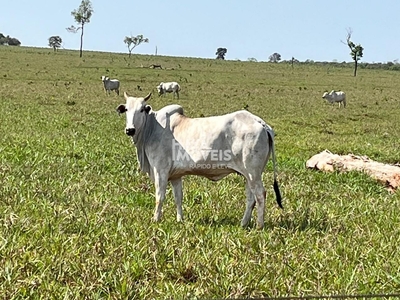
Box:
156;83;164;96
322;92;328;99
101;75;108;82
116;92;152;137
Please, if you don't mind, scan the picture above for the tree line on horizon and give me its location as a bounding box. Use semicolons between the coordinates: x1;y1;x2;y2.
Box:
216;28;363;77
9;0;364;77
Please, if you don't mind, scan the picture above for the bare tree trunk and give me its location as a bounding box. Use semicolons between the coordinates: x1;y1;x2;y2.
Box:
354;59;358;77
128;45;134;58
79;23;84;58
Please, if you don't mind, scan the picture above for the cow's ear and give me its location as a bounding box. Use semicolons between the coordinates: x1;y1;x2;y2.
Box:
116;104;127;115
144;105;152;114
144;92;152;102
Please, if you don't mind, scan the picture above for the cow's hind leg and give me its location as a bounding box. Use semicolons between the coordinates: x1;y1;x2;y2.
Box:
171;178;183;222
153;171;168;222
241;180;256;227
247;178;266;230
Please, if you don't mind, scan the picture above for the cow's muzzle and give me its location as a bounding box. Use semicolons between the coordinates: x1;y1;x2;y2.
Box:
125;128;136;136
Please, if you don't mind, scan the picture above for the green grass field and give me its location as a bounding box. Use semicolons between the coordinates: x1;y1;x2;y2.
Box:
1;46;400;299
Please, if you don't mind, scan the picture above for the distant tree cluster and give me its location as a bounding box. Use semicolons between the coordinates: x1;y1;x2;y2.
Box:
358;61;400;71
278;60;400;72
216;48;227;60
48;36;63;51
269;52;281;63
0;33;21;46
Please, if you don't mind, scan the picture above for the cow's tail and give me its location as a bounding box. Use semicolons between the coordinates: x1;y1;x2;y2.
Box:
267;129;283;209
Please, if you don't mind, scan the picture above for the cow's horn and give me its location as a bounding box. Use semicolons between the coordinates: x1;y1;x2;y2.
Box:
144;92;152;102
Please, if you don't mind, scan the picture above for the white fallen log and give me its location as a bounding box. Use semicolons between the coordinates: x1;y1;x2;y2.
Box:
306;149;400;192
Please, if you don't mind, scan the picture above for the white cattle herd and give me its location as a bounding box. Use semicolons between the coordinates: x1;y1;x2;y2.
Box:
101;77;181;99
102;74;345;228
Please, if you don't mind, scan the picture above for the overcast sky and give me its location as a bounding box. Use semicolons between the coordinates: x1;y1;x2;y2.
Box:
2;0;400;62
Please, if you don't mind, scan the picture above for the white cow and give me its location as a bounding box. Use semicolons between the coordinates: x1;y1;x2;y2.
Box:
101;75;120;95
116;92;282;229
157;82;180;99
322;90;346;108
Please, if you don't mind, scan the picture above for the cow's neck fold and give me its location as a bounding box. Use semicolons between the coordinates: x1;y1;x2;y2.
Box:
131;113;150;144
132;113;154;177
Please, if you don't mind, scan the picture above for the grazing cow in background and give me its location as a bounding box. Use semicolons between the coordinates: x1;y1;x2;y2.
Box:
116;92;283;229
101;75;120;95
322;90;346;108
157;82;181;99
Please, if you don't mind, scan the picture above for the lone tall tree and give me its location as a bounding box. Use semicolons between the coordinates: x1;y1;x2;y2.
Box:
48;36;63;52
344;29;364;77
124;34;149;57
67;0;94;58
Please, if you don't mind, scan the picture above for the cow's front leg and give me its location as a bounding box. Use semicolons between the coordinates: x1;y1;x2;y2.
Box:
170;178;183;222
153;171;168;222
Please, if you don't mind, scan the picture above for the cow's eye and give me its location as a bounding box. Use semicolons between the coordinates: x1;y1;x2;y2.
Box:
140;108;144;113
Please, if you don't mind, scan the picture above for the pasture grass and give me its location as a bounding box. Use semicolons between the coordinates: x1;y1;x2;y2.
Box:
1;46;400;299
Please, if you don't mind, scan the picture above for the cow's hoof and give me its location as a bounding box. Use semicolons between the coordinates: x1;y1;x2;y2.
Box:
256;223;264;230
241;220;250;228
152;214;162;222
